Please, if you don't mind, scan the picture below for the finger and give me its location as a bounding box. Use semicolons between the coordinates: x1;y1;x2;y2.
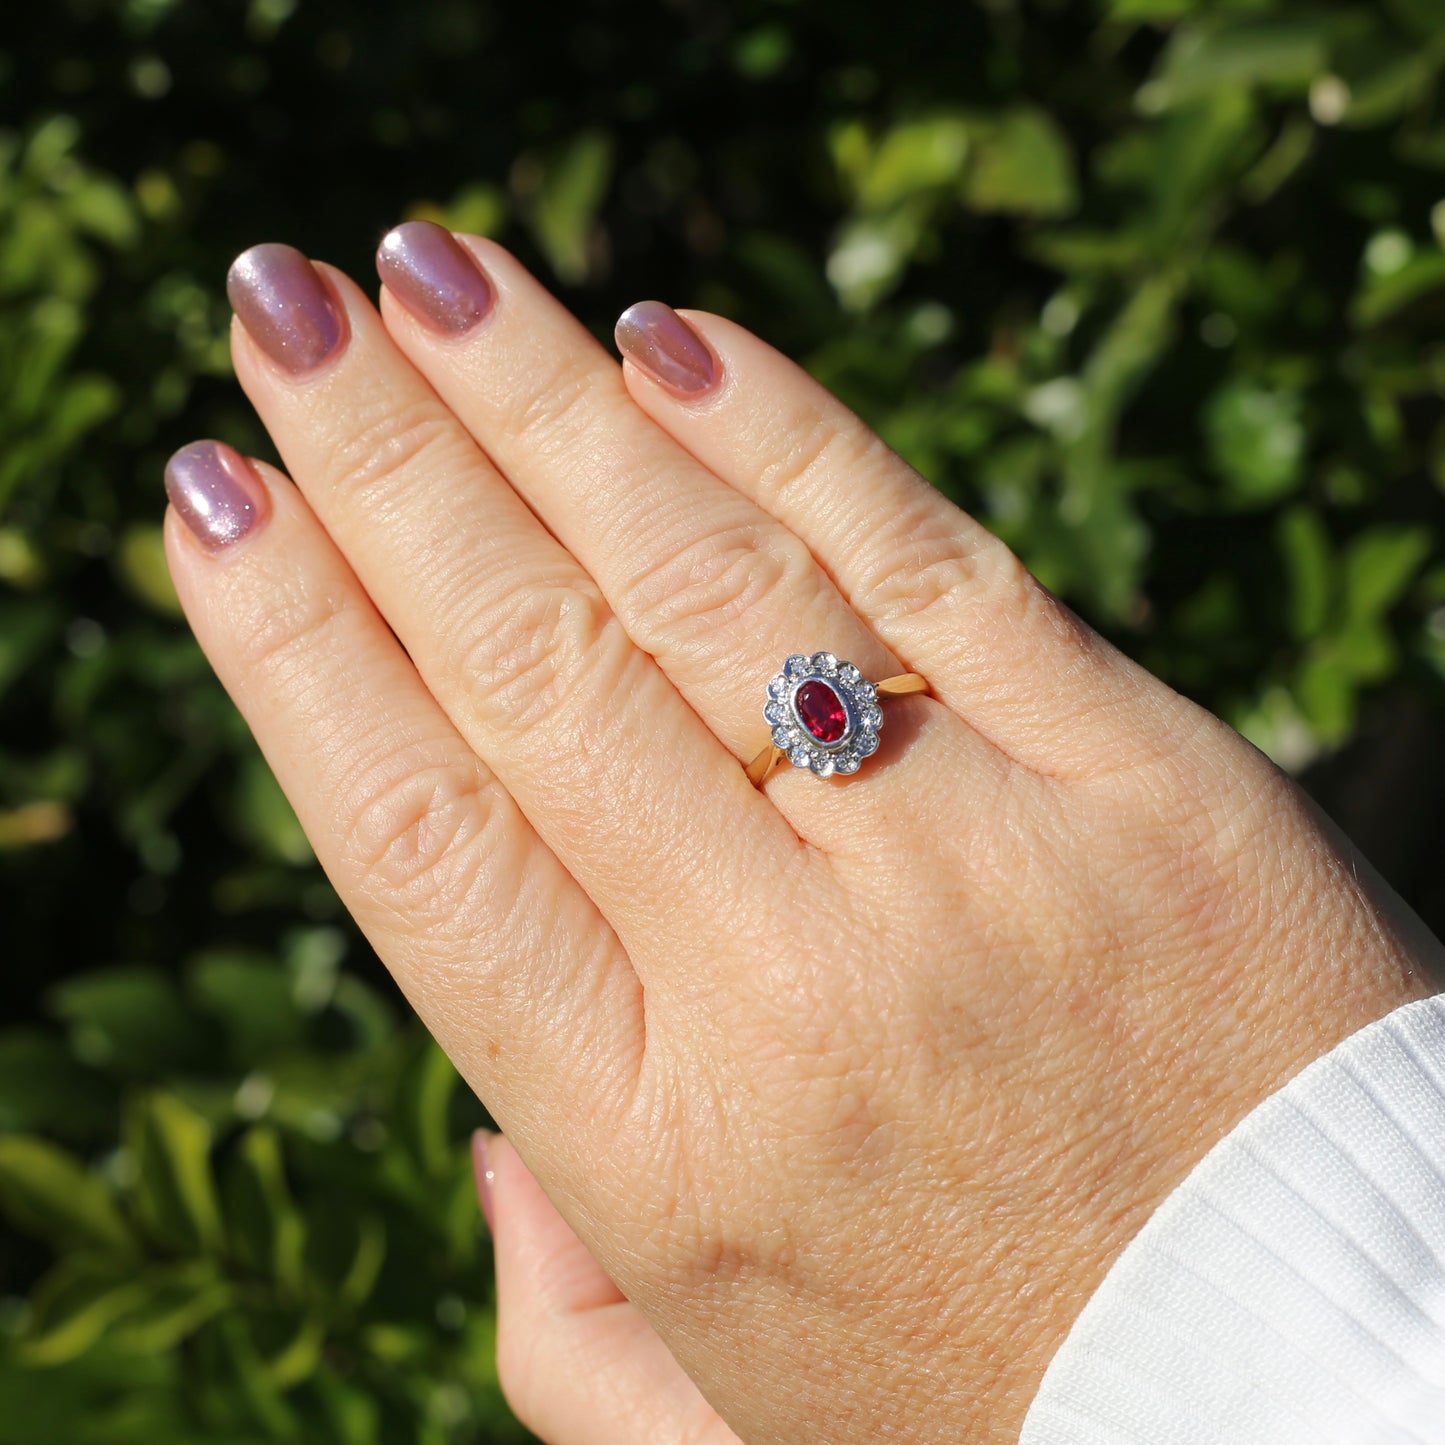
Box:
478;1133;739;1445
162;441;642;1158
374;224;1007;823
223;244;803;976
616;306;1209;782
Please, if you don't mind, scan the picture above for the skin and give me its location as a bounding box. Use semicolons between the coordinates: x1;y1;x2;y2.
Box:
164;234;1442;1445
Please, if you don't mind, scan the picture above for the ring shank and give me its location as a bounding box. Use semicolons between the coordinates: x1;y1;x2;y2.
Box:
744;672;927;786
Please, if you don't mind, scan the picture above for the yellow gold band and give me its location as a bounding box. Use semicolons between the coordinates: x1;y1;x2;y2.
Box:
745;672;927;786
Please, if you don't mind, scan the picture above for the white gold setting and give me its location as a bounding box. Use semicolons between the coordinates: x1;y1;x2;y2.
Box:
762;652;884;778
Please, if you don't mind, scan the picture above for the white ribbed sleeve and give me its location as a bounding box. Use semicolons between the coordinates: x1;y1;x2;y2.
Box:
1021;994;1445;1445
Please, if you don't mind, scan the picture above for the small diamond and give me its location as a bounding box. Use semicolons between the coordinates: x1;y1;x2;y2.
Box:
772;725;795;748
787;741;812;767
809;753;835;778
835;755;861;774
785;654;812;679
811;651;838;673
838;663;861;684
861;704;883;728
767;675;789;699
858;732;879;757
764;700;787;725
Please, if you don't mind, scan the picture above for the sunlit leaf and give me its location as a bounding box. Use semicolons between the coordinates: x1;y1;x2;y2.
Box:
0;1135;134;1254
125;1091;225;1256
962;109;1077;218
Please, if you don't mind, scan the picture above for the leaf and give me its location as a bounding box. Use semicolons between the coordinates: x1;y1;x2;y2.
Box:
224;1125;306;1292
48;966;201;1076
962;109;1077;218
1141;19;1328;112
231;753;313;867
520;130;613;285
113;526;181;617
105;1263;231;1354
17;1258;151;1366
125;1091;225;1256
1350;250;1445;328
846;113;971;210
395;1038;461;1180
1342;527;1431;621
0;1135;134;1254
190;952;306;1062
1205;380;1305;505
1277;507;1332;642
0;1029;112;1138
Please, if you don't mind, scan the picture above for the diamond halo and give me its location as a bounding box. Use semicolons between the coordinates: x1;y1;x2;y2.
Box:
763;652;885;778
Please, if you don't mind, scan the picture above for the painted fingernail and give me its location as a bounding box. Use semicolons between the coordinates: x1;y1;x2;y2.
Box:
227;242;346;375
164;440;269;552
377;221;495;335
471;1129;496;1233
615;300;719;398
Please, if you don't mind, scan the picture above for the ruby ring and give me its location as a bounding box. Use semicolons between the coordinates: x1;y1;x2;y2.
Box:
744;653;928;785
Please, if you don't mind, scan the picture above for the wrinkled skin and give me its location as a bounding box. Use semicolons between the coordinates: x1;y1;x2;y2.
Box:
166;233;1439;1444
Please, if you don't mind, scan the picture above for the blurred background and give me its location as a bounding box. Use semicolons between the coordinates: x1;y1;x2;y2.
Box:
2;0;1444;1439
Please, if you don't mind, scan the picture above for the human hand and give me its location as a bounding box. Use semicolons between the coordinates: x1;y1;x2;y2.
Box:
163;225;1439;1443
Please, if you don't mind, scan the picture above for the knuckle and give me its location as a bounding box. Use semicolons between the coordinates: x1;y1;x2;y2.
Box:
755;418;892;510
328;396;469;503
232;576;347;684
501;346;602;456
457;581;624;733
339;748;503;932
863;500;1036;633
622;523;813;645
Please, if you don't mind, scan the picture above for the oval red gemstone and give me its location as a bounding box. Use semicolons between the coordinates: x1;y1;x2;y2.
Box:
794;680;848;743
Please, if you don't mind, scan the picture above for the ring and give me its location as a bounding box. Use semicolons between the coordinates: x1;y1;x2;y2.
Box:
744;653;928;785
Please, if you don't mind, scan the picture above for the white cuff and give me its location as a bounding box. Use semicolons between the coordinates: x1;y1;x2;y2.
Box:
1021;994;1445;1445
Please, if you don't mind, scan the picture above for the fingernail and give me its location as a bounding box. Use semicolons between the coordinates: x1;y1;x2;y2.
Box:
164;440;269;552
471;1129;496;1233
377;221;494;336
227;242;346;375
615;300;719;398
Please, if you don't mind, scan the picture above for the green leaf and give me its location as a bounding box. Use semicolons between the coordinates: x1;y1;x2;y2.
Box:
125;1091;225;1256
224;1125;306;1292
231;753;313;867
190;952;306;1062
106;1263;231;1354
1342;527;1432;621
962;109;1078;218
48;966;201;1076
113;526;181;617
847;113;971;210
0;1029;111;1139
1141;19;1329;112
0;1135;134;1254
1351;250;1445;328
1205;380;1305;505
17;1258;151;1365
395;1038;460;1180
1277;507;1333;642
521;130;614;285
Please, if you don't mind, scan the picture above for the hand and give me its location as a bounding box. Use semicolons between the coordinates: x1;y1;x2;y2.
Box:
163;225;1439;1444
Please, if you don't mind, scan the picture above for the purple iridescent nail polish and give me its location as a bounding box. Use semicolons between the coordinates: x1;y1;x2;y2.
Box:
227;243;346;375
164;440;269;552
377;221;495;335
614;300;719;398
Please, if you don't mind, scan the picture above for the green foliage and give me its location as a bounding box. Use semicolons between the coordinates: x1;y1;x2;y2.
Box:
0;936;514;1442
1;0;1444;1438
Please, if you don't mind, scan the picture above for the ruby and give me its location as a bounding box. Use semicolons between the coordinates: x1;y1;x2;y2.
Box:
794;680;848;744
